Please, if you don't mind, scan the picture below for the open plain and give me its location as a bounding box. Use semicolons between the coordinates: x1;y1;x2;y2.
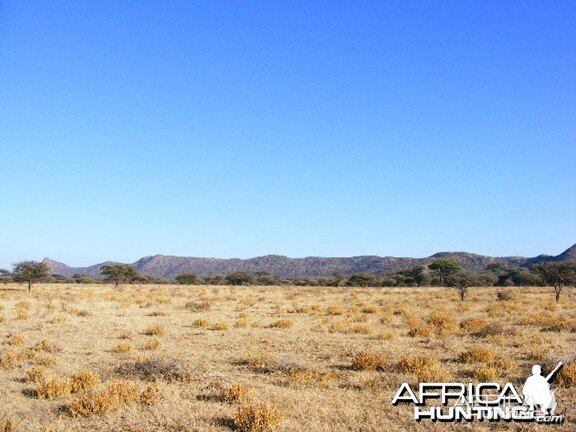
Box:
0;283;575;432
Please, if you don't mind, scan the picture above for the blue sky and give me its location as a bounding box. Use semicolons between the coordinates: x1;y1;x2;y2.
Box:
1;1;575;268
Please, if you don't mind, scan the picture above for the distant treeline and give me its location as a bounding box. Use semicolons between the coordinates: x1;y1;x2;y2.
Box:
2;260;574;288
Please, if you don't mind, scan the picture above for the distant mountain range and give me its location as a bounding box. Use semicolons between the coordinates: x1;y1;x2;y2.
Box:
41;244;576;280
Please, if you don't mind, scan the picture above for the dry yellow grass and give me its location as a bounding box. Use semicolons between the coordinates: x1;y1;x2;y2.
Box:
0;283;574;431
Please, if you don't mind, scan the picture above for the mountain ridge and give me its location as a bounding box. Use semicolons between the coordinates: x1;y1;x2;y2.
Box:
41;244;576;280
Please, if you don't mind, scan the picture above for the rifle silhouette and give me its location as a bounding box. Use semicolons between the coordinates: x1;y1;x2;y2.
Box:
546;362;563;383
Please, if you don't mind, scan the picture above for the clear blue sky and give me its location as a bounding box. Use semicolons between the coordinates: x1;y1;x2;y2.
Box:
1;1;575;268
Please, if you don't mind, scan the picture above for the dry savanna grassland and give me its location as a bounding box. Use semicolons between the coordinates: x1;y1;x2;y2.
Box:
0;283;575;432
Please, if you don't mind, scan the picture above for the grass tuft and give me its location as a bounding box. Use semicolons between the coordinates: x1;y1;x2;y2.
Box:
233;400;283;432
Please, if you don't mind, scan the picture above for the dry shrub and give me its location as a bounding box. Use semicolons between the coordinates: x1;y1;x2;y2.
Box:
15;301;30;310
328;320;349;333
116;359;193;382
37;378;73;399
234;318;250;328
460;317;489;333
62;305;79;315
50;316;67;324
348;323;371;334
70;371;101;393
27;367;48;384
67;380;139;417
142;339;160;351
240;352;278;371
398;354;450;382
35;340;58;353
144;324;166;336
362;375;387;392
0;315;5;323
558;362;576;387
426;310;459;336
15;310;30;320
0;419;19;432
233;401;283;432
211;322;230;331
119;332;133;340
269;319;293;329
7;335;25;346
217;383;252;403
351;352;386;371
472;322;512;338
361;305;378;314
327;305;344;315
139;383;161;405
527;348;549;362
193;318;210;328
350;313;370;323
112;343;134;353
0;349;32;368
185;300;212;312
379;314;392;324
474;365;500;382
285;369;336;387
461;346;494;364
407;322;433;338
375;330;395;340
104;380;140;404
490;358;518;375
34;354;56;366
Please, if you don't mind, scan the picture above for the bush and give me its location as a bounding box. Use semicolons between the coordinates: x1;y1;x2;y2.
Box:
37;378;73;399
474;365;500;382
115;359;193;382
351;352;386;371
0;419;20;432
144;325;166;336
398;354;450;382
27;367;48;384
70;371;101;393
112;343;133;353
217;383;252;403
461;346;494;364
233;401;283;432
559;362;576;387
67;380;146;417
269;319;293;329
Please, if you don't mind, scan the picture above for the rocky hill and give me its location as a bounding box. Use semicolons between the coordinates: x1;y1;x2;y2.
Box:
42;244;576;280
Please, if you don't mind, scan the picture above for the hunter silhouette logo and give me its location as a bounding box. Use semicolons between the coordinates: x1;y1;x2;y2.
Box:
522;363;562;415
392;362;565;423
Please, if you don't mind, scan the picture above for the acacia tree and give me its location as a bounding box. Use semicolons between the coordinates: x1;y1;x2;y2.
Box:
225;270;254;285
346;273;379;287
530;263;576;302
100;264;139;288
447;271;475;301
175;273;199;285
12;260;50;291
0;268;10;285
429;259;461;286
